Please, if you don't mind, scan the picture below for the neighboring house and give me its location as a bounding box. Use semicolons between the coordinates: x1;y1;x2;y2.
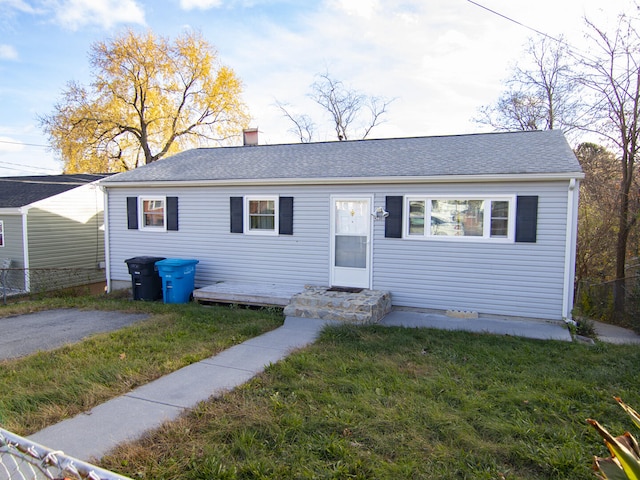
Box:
0;174;108;293
101;130;583;322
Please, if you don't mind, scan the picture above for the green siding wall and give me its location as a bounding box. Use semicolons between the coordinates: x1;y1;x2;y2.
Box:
26;184;106;292
0;214;26;290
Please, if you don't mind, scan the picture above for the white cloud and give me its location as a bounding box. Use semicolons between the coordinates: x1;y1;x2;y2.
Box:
0;136;25;153
0;44;18;60
0;0;41;14
273;1;495;138
327;0;380;19
179;0;223;10
232;0;638;144
0;126;61;176
1;0;146;29
50;0;146;30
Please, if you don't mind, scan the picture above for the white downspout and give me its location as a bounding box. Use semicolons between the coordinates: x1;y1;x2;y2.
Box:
562;178;580;322
102;186;112;293
21;209;30;292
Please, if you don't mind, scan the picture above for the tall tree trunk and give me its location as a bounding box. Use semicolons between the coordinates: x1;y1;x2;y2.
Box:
614;206;629;318
613;150;635;320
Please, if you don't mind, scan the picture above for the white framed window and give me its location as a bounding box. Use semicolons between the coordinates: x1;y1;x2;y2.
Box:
245;196;278;235
406;196;515;241
0;220;4;247
139;197;166;230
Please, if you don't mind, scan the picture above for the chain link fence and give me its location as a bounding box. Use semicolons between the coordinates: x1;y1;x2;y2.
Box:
1;267;105;304
1;427;130;480
575;275;640;333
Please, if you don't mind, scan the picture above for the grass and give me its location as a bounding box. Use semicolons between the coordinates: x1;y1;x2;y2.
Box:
3;295;639;479
96;324;640;480
0;293;283;435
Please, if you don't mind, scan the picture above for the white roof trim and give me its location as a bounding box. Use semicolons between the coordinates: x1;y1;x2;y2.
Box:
101;172;585;189
0;207;28;215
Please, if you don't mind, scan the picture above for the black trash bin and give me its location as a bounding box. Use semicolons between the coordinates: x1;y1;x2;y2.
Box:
124;256;165;301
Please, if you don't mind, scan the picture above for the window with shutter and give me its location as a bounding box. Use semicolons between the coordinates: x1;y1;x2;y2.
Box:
515;196;538;243
127;196;179;231
230;196;294;235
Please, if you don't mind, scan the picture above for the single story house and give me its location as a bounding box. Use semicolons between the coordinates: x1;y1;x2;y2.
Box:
0;174;108;293
101;130;583;322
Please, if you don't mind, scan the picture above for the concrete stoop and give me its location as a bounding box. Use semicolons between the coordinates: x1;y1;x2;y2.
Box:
283;285;392;324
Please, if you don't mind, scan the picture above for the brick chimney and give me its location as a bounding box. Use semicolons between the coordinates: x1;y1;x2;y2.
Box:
243;128;259;146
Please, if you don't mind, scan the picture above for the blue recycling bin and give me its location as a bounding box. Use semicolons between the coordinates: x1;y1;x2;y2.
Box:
155;258;199;304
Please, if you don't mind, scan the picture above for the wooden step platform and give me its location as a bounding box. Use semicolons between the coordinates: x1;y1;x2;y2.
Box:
193;282;304;307
193;282;392;324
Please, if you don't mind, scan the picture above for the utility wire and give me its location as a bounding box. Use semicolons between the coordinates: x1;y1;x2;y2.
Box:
0;164;40;174
0;141;60;176
467;0;565;44
466;0;596;62
0;160;59;172
0;139;49;148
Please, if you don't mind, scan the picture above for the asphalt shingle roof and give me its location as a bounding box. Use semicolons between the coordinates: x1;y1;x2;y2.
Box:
0;174;108;208
101;130;582;185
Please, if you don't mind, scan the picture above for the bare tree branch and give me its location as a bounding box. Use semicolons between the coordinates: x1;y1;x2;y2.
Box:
474;36;582;138
577;13;640;318
277;71;394;142
275;101;315;143
362;96;392;139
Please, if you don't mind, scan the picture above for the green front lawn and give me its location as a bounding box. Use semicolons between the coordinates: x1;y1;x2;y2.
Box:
0;295;283;435
98;323;640;480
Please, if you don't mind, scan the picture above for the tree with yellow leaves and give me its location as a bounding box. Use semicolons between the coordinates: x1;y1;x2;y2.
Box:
41;29;249;173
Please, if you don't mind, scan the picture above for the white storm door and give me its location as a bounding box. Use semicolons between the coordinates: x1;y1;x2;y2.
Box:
330;196;372;288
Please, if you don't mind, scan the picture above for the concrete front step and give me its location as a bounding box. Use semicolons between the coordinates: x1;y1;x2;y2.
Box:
283;285;392;324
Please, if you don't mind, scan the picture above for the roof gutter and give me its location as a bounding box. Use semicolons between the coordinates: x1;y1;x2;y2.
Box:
22;211;30;292
0;207;31;215
562;177;580;323
100;172;585;189
101;184;112;294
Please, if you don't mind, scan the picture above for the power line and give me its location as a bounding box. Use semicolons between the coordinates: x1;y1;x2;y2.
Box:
0;139;49;148
0;166;58;176
467;0;565;44
0;160;59;172
0;162;61;177
466;0;595;62
0;164;36;174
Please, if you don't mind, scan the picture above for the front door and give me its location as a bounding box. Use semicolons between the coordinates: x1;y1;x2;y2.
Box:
330;196;372;288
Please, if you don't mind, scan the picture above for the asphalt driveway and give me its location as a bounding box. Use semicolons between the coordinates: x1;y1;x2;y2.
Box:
0;309;149;361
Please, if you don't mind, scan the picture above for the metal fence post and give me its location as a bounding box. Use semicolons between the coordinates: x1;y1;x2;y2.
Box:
1;259;10;305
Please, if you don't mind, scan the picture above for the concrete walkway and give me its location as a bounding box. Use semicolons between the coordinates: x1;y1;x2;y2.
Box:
28;316;333;462
592;319;640;344
380;309;573;341
26;310;638;465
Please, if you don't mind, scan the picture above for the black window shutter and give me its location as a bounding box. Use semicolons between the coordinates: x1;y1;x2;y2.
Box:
167;197;178;231
385;196;403;238
515;196;538;243
230;197;244;233
279;197;294;235
127;197;138;230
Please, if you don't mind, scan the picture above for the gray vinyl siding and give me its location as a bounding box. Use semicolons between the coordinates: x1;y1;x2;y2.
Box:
0;214;26;290
27;184;105;291
109;186;331;287
107;180;571;321
373;181;568;320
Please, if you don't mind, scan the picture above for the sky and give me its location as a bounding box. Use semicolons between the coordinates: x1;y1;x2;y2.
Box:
0;0;633;177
